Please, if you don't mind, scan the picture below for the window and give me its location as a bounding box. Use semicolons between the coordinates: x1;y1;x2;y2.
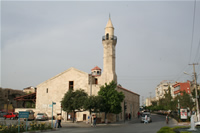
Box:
46;88;48;93
106;33;109;40
97;71;100;75
69;81;74;90
83;114;86;120
95;78;98;84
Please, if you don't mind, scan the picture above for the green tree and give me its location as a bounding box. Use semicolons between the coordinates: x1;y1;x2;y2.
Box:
83;95;104;115
61;89;88;123
164;86;173;110
176;91;194;111
98;81;125;122
191;88;200;99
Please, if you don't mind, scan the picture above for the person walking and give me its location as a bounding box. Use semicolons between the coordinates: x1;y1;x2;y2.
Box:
137;111;140;119
57;113;63;128
93;114;97;127
54;113;59;128
144;115;148;124
166;114;169;124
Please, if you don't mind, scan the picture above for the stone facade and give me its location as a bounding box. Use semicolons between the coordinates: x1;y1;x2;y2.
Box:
100;17;117;85
117;86;140;119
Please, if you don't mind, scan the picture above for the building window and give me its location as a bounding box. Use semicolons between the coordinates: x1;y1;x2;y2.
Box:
95;78;98;84
106;33;109;40
69;81;74;90
83;114;86;120
46;88;48;93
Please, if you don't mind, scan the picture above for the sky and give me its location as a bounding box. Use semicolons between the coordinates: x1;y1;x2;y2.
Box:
1;0;200;105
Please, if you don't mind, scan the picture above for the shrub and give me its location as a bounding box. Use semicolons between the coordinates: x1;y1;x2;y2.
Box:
157;126;192;133
0;121;52;133
157;126;174;133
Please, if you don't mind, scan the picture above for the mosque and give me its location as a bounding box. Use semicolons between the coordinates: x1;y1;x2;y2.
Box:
34;17;140;123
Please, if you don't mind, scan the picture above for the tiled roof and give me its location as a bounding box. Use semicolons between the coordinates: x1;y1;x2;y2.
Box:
117;85;140;96
91;66;101;71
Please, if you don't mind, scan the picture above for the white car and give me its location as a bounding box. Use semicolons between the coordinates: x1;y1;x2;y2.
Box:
195;121;200;126
141;112;152;123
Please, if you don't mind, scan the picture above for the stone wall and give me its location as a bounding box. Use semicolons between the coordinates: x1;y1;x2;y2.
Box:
36;67;90;117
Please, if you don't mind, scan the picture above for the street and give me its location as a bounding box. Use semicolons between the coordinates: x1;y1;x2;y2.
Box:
0;114;178;133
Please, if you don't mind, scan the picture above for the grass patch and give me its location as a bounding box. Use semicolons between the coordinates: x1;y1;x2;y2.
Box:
157;126;192;133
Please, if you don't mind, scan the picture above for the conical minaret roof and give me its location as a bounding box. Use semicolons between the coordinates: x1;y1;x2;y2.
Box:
105;15;114;36
106;17;114;28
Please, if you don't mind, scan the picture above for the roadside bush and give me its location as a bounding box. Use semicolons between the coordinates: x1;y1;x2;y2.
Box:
157;127;174;133
157;126;192;133
0;121;52;133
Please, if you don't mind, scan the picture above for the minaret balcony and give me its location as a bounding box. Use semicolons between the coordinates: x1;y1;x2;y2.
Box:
102;35;117;42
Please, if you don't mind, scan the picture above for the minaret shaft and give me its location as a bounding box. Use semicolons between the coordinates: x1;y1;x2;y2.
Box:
100;17;117;85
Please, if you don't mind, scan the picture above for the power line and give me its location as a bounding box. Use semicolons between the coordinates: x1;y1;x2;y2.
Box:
175;64;190;81
189;0;197;64
194;37;200;63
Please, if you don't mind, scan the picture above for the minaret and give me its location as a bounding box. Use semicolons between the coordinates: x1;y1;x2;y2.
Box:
100;16;117;85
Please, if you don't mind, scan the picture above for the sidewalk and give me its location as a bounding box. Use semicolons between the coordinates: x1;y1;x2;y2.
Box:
169;117;191;126
60;117;138;128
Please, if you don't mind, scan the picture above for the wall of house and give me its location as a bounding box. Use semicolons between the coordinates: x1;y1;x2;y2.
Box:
36;68;90;117
117;86;140;120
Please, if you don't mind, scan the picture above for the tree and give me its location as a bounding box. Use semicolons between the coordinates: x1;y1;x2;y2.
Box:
83;95;104;115
191;89;200;110
98;81;125;122
164;86;173;110
176;91;194;112
191;88;200;99
61;89;88;123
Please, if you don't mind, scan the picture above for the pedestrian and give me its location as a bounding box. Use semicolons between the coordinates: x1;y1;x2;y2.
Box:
57;113;63;128
166;114;169;124
137;111;140;119
54;113;59;128
93;114;97;127
144;115;148;124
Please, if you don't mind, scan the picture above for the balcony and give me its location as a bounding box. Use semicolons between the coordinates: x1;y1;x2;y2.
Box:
102;35;117;42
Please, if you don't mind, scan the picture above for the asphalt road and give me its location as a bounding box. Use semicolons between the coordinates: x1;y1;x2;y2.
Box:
0;114;178;133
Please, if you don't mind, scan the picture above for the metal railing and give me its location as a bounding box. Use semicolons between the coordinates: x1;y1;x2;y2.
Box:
102;35;117;41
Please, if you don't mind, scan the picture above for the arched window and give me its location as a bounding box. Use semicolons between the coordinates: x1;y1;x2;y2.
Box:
106;33;109;40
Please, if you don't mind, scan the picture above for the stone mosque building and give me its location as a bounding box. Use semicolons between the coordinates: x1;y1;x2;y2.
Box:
35;17;139;123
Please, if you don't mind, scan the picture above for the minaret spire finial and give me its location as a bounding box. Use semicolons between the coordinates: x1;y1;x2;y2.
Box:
109;13;111;19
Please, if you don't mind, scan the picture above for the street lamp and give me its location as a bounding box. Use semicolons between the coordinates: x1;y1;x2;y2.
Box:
184;71;199;121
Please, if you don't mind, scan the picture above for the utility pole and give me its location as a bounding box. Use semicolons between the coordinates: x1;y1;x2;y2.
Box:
90;72;92;96
189;63;199;121
89;72;93;124
142;96;144;107
149;92;152;106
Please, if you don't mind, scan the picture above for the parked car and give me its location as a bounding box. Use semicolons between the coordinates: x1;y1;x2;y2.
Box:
0;111;7;117
3;112;18;120
195;121;200;126
141;112;152;123
36;113;48;121
24;110;35;121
